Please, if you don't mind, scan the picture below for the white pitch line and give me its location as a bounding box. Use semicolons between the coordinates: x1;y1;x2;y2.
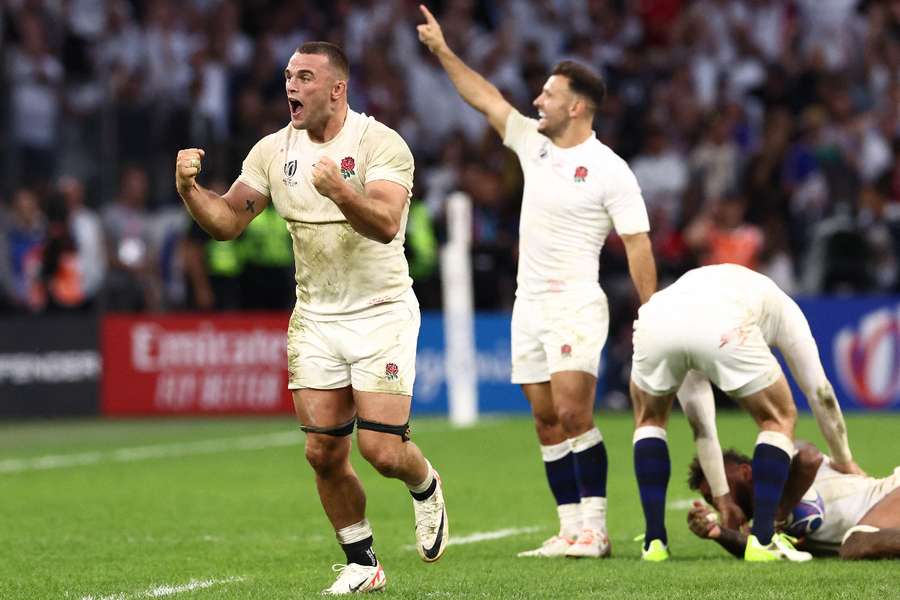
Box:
402;526;540;551
1;432;301;475
667;498;701;510
79;576;244;600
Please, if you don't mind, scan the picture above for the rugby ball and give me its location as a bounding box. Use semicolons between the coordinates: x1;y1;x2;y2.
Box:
783;489;825;538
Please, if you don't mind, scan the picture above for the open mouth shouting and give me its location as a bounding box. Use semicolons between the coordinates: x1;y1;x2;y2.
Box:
289;98;304;120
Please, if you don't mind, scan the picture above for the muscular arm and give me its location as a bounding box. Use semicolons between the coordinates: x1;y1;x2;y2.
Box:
417;5;512;136
176;148;269;240
776;442;824;522
775;297;856;469
330;179;408;244
620;232;657;304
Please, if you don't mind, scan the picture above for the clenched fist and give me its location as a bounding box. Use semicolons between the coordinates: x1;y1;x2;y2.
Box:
176;148;205;195
311;156;347;200
417;4;448;54
687;500;722;540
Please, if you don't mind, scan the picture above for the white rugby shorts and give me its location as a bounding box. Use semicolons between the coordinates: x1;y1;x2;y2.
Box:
631;295;781;398
287;294;419;395
511;291;609;384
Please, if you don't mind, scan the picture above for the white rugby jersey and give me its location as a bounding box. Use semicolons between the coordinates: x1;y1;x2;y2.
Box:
653;264;788;341
503;109;650;298
238;109;415;319
806;458;897;547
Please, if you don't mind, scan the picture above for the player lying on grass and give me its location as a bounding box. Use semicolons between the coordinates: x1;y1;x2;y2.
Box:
630;264;860;562
687;445;900;559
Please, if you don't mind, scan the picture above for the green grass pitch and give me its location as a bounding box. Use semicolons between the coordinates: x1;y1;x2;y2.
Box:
2;412;899;599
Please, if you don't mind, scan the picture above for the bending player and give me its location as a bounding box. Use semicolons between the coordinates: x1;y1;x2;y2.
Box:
418;5;656;558
673;266;864;542
630;263;859;562
687;445;900;560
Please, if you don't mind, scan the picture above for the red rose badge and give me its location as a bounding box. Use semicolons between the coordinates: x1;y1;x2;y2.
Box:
340;156;356;179
574;166;588;183
385;362;399;380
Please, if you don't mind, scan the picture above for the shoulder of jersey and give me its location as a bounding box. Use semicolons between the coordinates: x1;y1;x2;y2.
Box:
258;124;293;151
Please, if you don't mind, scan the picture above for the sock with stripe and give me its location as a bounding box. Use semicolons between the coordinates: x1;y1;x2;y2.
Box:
541;440;581;538
570;427;608;532
633;426;670;549
336;519;378;567
750;431;794;545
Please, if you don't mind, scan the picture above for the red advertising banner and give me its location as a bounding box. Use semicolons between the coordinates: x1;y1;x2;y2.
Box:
102;313;294;415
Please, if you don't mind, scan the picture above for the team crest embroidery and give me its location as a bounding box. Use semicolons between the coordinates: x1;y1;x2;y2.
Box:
340;156;356;179
385;362;399;380
574;166;588;183
561;344;572;356
283;159;297;178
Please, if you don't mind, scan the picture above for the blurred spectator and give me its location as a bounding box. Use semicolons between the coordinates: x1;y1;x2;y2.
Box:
7;10;63;186
58;176;106;308
1;0;899;316
685;194;764;269
0;188;47;312
631;126;688;224
101;165;159;311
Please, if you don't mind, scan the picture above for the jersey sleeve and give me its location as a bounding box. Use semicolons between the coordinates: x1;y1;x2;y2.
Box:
236;137;272;198
604;159;650;235
362;126;414;193
502;109;540;156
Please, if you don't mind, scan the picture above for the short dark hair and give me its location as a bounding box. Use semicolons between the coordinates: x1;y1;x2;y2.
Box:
295;41;349;79
550;60;606;110
687;448;751;491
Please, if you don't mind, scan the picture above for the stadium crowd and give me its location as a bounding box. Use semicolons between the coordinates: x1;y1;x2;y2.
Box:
2;0;900;318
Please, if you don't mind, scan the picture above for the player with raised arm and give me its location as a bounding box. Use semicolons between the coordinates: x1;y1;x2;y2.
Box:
687;445;900;560
175;41;447;595
418;5;656;558
630;263;861;562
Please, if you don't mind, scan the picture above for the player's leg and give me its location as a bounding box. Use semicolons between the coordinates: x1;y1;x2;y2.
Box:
550;370;610;558
629;299;687;560
293;387;386;593
354;389;447;563
841;479;900;559
288;311;386;593
347;300;448;563
513;297;582;556
733;375;810;561
543;293;610;558
631;379;676;560
517;381;583;557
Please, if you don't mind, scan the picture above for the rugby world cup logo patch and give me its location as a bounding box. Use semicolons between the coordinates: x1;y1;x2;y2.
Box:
834;306;900;409
340;156;356;179
284;159;297;178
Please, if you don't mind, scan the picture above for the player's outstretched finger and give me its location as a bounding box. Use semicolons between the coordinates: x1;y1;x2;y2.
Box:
419;4;436;23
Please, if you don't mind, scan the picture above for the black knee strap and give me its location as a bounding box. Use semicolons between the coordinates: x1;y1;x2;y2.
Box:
299;417;356;437
356;418;411;442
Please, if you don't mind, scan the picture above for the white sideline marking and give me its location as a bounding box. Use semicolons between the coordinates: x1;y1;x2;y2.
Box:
79;576;244;600
1;432;300;474
402;526;539;550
